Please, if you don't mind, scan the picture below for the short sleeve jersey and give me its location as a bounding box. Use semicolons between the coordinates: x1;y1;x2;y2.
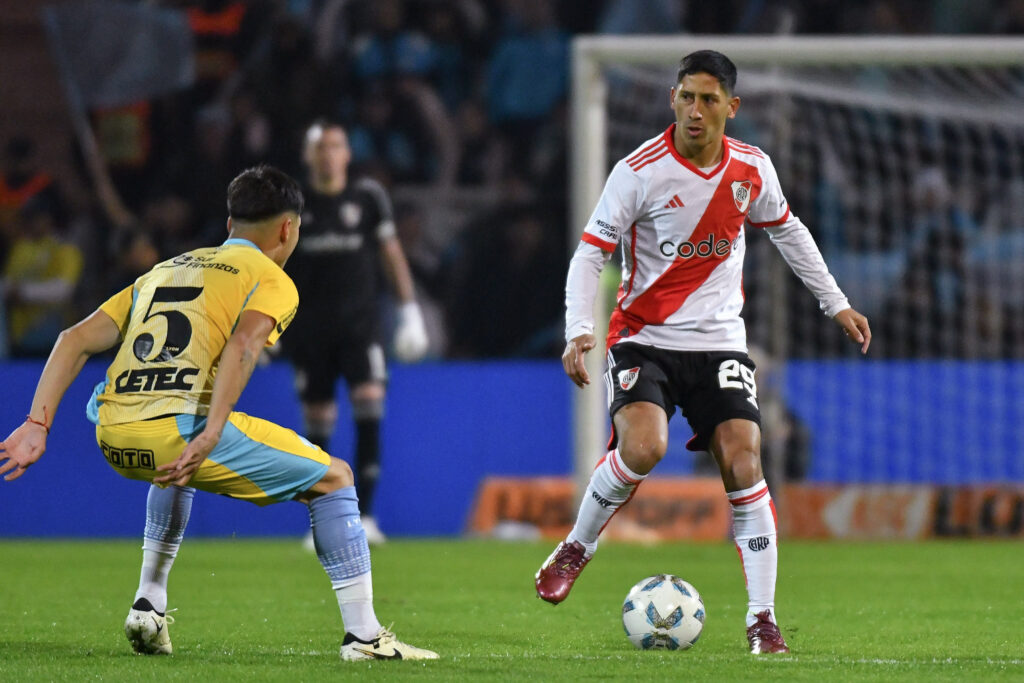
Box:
286;177;395;328
91;238;298;425
582;124;792;352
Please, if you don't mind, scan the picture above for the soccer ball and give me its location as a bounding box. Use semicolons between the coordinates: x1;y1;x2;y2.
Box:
622;574;705;650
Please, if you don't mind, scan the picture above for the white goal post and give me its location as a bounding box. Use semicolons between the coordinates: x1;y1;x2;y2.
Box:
569;35;1024;492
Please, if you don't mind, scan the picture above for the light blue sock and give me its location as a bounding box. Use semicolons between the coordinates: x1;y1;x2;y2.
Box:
136;485;194;613
309;486;380;639
308;486;371;583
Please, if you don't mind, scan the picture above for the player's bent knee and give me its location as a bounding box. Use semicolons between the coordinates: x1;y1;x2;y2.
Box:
350;382;385;404
710;419;764;489
614;402;669;473
618;434;668;473
727;450;763;489
312;456;354;494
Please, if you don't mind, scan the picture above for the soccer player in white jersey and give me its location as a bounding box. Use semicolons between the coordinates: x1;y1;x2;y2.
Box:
534;50;871;654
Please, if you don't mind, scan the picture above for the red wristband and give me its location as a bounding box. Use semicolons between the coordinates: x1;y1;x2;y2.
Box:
26;408;50;434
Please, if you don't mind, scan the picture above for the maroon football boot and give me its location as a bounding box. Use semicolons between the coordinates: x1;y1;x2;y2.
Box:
534;540;590;604
746;610;790;654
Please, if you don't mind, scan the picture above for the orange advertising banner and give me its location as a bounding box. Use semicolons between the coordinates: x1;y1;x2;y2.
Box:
929;486;1024;537
778;485;935;539
468;476;731;541
469;478;1024;541
780;484;1024;539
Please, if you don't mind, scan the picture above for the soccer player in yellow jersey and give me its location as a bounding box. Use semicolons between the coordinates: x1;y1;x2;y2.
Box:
0;166;437;662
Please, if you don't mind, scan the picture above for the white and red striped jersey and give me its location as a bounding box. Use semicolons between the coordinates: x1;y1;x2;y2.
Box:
567;124;848;352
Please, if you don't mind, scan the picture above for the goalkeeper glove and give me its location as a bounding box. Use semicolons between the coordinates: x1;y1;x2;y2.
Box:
393;301;428;362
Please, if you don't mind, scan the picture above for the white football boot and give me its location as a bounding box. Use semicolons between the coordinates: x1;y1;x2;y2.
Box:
339;627;438;661
124;598;174;654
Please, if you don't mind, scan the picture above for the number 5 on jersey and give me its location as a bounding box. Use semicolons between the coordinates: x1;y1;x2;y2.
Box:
717;359;758;408
132;286;204;362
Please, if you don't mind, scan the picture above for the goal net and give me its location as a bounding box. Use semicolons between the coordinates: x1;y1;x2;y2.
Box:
571;36;1024;489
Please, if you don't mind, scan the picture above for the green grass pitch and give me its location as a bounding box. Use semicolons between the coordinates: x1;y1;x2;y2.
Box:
1;539;1022;681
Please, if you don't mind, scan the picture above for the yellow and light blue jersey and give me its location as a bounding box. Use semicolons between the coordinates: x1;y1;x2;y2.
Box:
88;238;298;425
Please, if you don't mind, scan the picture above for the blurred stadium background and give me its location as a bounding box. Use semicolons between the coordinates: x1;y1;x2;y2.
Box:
2;0;1023;544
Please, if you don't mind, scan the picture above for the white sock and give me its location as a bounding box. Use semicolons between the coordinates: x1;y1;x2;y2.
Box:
727;480;779;627
134;539;178;614
334;572;381;641
566;449;647;556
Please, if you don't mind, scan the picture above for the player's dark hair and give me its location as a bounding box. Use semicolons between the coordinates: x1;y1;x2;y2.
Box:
677;50;738;95
226;165;304;222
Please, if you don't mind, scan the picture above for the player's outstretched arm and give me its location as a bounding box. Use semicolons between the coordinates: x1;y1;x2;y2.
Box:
154;309;275;486
833;307;871;354
563;334;597;388
0;309;121;481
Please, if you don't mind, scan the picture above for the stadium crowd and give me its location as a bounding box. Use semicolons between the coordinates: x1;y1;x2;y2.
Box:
2;0;1024;360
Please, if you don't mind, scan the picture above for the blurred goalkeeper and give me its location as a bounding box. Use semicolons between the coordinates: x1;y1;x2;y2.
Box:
285;120;428;545
534;50;871;654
